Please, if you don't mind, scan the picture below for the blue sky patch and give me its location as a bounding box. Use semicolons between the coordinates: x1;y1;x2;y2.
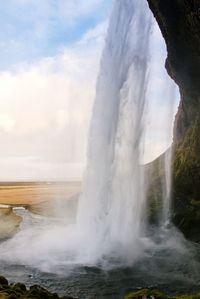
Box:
0;0;113;70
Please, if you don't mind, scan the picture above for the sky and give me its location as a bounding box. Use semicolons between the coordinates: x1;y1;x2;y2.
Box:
0;0;112;181
0;0;179;181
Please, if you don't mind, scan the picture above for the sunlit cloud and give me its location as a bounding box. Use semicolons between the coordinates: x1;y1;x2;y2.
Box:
0;22;107;180
0;114;15;133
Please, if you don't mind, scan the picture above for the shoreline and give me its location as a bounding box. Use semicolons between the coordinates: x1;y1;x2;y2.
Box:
0;207;22;241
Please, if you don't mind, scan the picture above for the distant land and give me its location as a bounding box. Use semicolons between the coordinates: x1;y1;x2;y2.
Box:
0;181;81;205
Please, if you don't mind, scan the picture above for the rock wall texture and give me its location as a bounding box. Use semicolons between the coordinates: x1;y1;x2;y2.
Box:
146;0;200;241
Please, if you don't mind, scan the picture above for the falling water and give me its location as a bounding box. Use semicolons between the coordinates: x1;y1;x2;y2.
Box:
77;0;180;263
77;0;153;262
162;85;178;225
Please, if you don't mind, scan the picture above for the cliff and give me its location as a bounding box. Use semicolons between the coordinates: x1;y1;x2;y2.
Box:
146;0;200;241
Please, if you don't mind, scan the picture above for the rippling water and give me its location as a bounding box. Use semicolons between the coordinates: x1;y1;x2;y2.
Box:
1;208;200;299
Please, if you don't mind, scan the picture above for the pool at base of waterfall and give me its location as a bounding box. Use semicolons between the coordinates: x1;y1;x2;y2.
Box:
0;208;200;299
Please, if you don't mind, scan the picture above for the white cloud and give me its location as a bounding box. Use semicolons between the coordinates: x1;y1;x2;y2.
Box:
55;0;110;25
0;0;112;70
0;114;15;133
142;22;180;163
0;22;107;180
0;156;84;181
10;0;109;25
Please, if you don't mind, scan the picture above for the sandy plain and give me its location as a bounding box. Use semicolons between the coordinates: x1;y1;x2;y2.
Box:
0;181;81;206
0;182;81;239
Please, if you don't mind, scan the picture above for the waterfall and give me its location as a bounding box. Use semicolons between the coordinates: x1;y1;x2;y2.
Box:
77;0;153;262
76;0;179;263
0;0;183;275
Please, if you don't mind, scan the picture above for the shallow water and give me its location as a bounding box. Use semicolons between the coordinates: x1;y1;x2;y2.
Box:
1;208;200;299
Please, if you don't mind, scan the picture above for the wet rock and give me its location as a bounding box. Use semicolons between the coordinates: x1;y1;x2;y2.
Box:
7;295;17;299
0;277;8;286
13;283;26;292
0;277;76;299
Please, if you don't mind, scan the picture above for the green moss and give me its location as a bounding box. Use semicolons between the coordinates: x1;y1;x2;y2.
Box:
124;289;200;299
174;115;200;198
125;289;168;299
172;114;200;241
172;295;200;299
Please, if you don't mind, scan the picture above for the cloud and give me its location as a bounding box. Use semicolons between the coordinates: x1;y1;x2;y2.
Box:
142;22;180;163
9;0;109;24
0;114;15;133
0;0;112;69
0;156;84;181
54;0;110;25
0;22;107;180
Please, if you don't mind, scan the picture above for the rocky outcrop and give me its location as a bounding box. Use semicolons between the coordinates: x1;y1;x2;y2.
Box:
146;0;200;241
0;276;75;299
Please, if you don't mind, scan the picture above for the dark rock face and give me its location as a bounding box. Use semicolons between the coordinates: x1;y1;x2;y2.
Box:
173;114;200;241
146;0;200;241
